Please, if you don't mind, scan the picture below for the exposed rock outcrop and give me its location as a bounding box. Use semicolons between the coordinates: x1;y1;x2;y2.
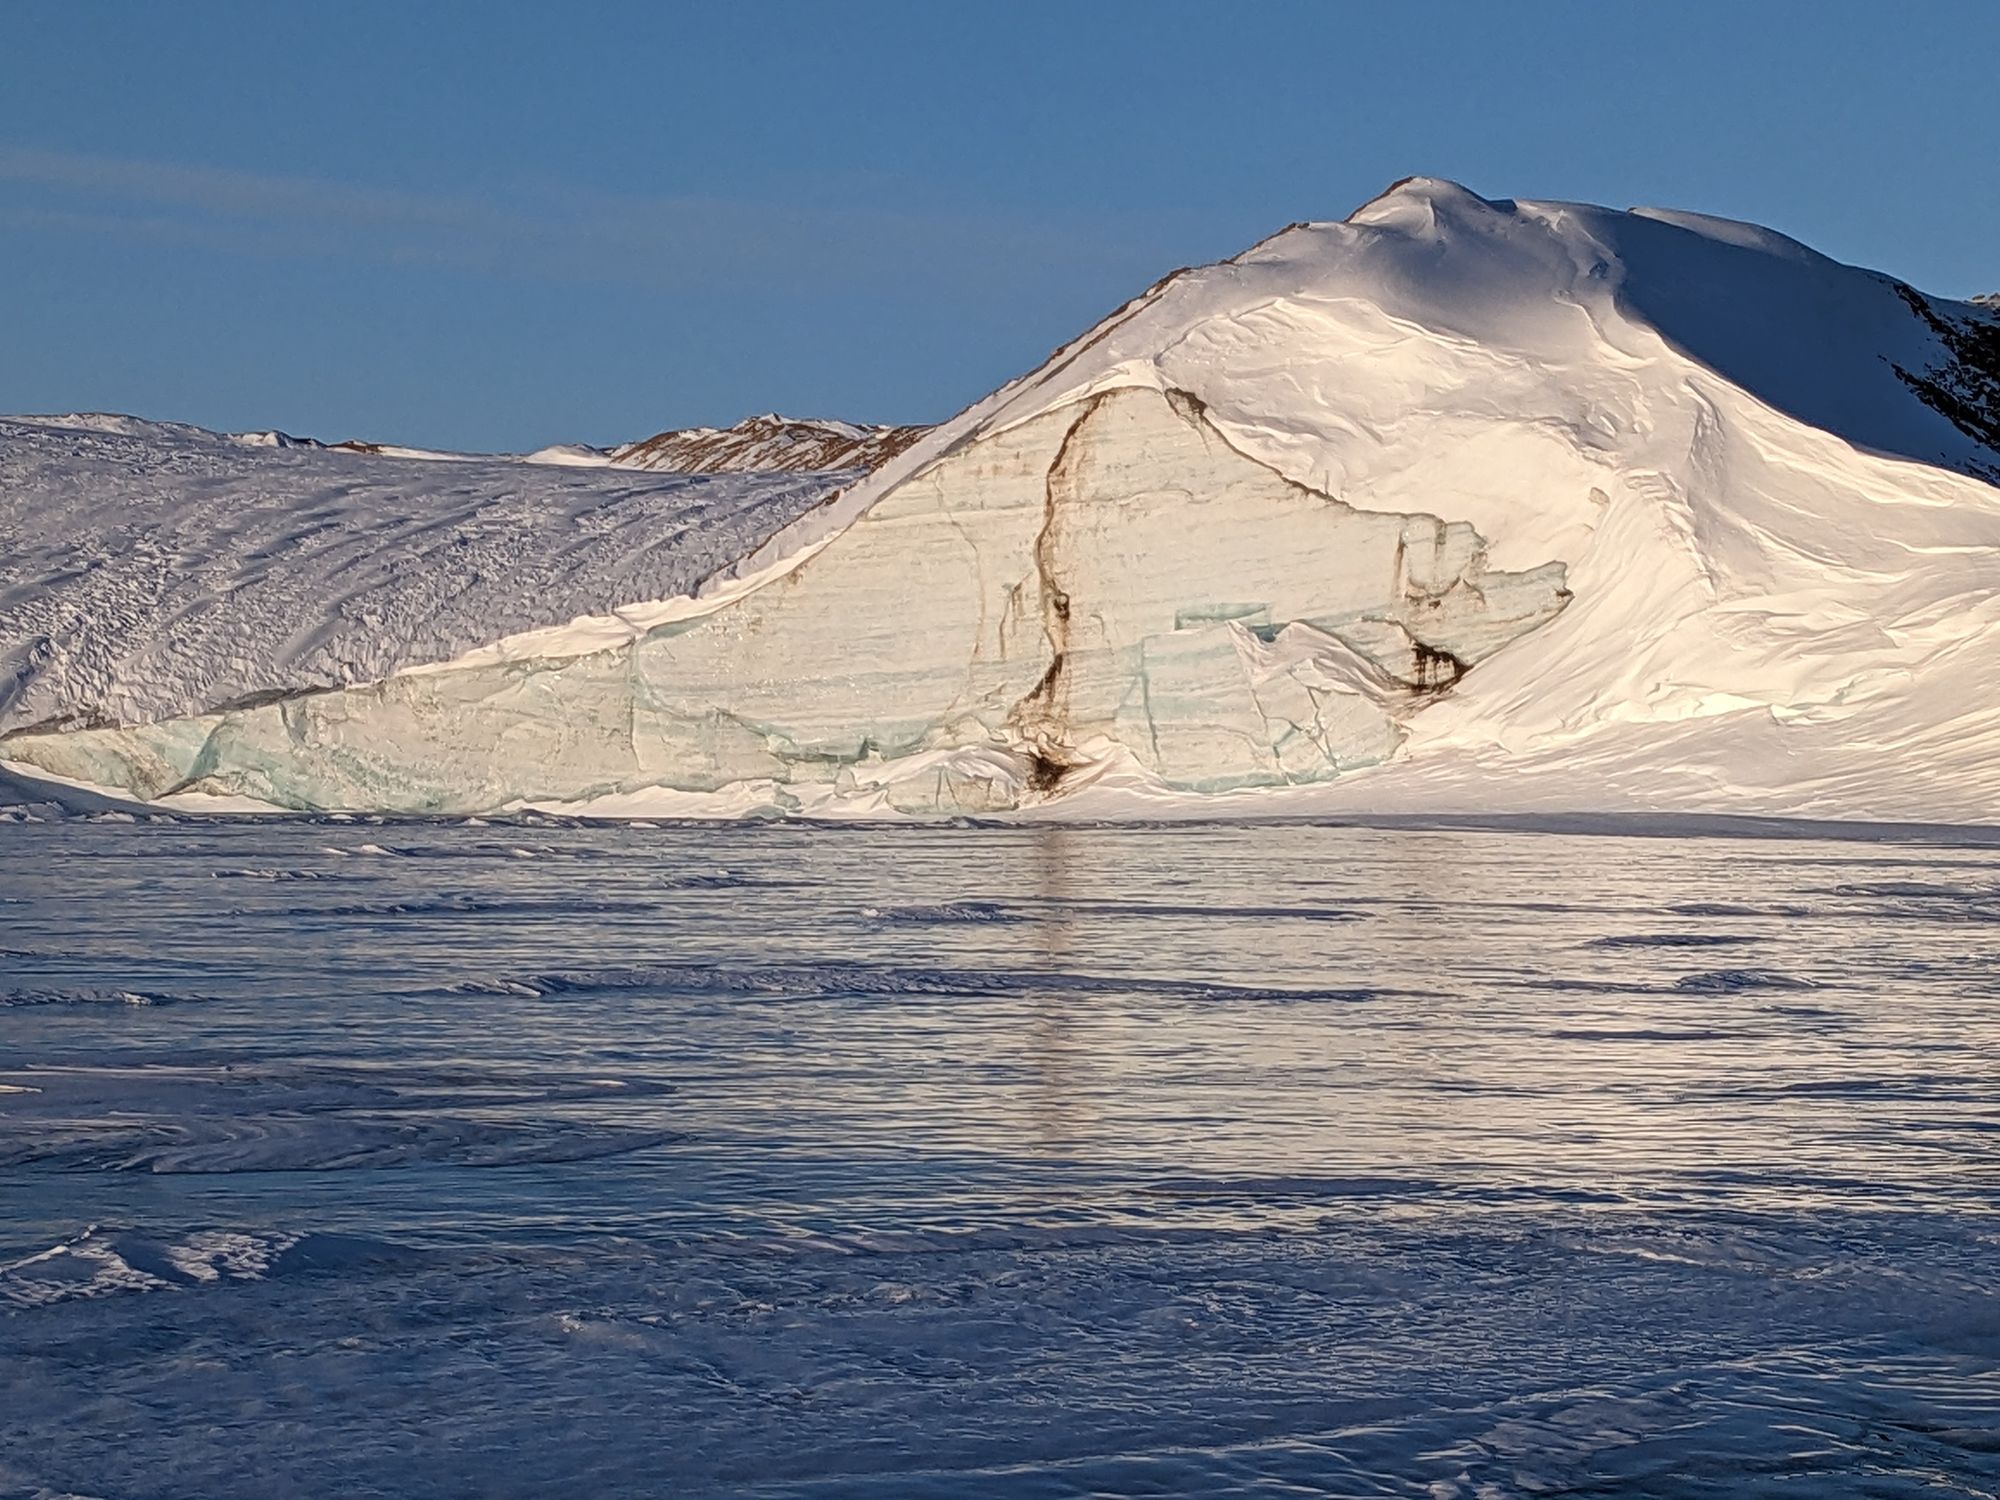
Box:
609;414;927;474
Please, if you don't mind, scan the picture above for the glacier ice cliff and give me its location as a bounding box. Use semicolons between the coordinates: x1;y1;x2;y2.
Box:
3;387;1570;813
5;178;2000;821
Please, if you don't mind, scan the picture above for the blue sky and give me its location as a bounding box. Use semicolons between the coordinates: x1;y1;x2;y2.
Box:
3;0;1995;451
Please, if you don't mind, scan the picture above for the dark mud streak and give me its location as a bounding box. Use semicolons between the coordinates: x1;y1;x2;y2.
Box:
0;709;117;742
1006;397;1106;792
1410;640;1468;693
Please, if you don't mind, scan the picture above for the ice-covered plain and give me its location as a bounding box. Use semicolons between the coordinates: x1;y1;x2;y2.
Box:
3;814;1998;1498
6;178;1998;820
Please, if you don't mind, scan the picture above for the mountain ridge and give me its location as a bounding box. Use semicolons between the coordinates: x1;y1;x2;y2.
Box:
7;410;930;477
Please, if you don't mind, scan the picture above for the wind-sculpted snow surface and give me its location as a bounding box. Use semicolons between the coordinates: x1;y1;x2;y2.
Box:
0;417;845;735
6;818;2000;1496
6;178;2000;819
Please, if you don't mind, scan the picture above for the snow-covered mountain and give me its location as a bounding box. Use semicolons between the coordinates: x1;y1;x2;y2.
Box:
5;178;1999;821
608;414;927;474
319;414;930;474
17;412;329;451
9;412;929;476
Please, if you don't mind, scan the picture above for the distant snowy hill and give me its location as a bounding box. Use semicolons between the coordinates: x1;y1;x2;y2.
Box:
17;412;931;476
5;179;1999;821
221;412;929;476
19;412;327;451
609;414;927;475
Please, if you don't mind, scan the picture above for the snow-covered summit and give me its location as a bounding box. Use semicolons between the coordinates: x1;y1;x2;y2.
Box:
829;176;1996;524
5;178;2000;821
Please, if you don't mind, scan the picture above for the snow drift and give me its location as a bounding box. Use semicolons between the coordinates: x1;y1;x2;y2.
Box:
4;178;1999;821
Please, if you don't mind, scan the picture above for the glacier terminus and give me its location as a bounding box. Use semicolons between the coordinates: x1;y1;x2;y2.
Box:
4;179;1999;822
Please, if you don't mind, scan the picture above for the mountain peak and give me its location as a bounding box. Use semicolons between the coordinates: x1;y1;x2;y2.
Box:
1347;175;1507;231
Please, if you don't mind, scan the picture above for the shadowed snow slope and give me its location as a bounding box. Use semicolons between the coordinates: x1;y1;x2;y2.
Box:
5;178;1999;821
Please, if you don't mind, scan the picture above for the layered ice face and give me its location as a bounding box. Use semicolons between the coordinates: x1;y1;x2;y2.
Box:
1;387;1570;814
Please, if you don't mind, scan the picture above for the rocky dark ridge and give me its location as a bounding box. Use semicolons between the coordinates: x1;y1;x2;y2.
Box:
609;414;928;475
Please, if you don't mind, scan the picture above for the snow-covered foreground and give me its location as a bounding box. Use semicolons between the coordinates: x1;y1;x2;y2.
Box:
4;817;1998;1497
4;178;1999;819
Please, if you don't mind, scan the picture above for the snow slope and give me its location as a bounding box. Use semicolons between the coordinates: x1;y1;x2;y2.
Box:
0;416;845;733
4;178;1999;820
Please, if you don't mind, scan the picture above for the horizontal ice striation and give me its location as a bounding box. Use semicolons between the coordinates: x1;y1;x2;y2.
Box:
0;387;1569;814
